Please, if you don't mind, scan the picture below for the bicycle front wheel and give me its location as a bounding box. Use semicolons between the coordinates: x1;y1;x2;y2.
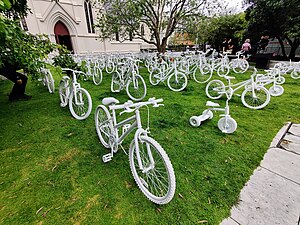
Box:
93;67;103;85
167;72;187;92
217;65;230;77
193;65;212;83
291;70;300;79
232;60;249;73
95;105;113;148
129;136;176;205
205;80;225;99
59;76;70;107
111;71;122;92
126;74;147;101
241;86;270;109
69;88;92;120
149;67;161;85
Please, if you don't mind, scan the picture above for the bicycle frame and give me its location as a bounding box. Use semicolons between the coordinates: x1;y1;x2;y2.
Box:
109;106;154;172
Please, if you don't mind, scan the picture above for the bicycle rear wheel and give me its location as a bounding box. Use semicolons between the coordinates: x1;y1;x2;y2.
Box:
59;76;70;107
126;74;147;101
129;136;176;205
241;86;270;109
95;105;113;148
167;72;187;92
69;88;92;120
93;66;103;85
205;80;225;99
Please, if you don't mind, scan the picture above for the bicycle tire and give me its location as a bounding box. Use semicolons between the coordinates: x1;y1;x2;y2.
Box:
45;71;55;93
205;80;225;99
217;65;230;77
111;71;122;92
129;135;176;205
106;61;115;74
232;60;249;73
167;71;187;92
291;70;300;79
126;74;147;101
269;85;284;97
95;105;113;148
149;67;161;85
69;88;92;120
93;66;103;85
192;65;212;84
217;117;237;133
241;86;270;109
59;76;70;107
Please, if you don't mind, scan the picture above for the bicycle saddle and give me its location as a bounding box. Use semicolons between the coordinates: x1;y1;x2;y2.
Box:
102;97;119;105
206;101;220;107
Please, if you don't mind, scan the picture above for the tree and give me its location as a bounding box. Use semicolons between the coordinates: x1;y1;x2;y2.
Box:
0;0;57;79
184;13;247;50
96;0;224;53
244;0;300;59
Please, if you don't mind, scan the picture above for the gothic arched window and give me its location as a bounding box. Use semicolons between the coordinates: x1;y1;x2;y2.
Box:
84;0;95;33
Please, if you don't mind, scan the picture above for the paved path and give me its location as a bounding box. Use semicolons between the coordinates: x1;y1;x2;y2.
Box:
220;122;300;225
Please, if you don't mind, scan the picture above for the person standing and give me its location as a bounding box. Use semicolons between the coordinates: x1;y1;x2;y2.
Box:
241;39;251;58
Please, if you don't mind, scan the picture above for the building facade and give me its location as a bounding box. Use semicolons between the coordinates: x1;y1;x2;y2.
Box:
24;0;154;54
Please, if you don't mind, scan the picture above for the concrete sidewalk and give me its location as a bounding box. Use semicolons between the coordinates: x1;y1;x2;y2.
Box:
220;122;300;225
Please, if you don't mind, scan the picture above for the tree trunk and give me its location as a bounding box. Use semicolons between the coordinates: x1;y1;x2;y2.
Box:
287;37;300;60
277;36;287;59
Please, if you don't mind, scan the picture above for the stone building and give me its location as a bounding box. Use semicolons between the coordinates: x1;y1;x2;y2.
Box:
23;0;154;54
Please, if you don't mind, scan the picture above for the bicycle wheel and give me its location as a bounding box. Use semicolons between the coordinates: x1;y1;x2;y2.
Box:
193;65;212;83
111;71;122;92
69;88;92;120
129;136;176;205
217;65;230;77
167;71;187;92
205;80;225;99
291;70;300;79
95;105;113;148
217;117;237;134
275;76;285;84
93;66;103;85
241;86;270;109
269;85;284;96
106;61;115;74
232;60;249;73
59;76;70;107
45;71;55;93
126;74;147;101
149;67;161;85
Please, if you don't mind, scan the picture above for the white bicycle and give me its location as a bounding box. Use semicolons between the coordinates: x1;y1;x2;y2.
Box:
95;97;176;204
40;68;55;93
59;68;92;120
206;69;271;110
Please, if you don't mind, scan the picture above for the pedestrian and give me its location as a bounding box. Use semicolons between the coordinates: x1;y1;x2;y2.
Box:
0;63;32;101
221;38;228;53
241;39;251;58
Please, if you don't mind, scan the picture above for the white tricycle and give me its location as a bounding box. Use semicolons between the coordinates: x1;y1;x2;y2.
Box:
190;76;237;134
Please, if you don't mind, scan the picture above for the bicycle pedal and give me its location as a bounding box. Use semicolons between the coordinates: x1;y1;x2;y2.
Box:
102;153;113;163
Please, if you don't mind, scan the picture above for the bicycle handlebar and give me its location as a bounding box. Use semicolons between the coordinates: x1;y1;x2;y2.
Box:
61;68;86;75
109;98;164;112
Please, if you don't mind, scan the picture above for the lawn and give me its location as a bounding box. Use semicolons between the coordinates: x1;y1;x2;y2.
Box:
0;65;299;225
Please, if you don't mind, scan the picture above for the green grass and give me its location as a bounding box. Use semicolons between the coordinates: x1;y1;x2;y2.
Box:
0;66;299;225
